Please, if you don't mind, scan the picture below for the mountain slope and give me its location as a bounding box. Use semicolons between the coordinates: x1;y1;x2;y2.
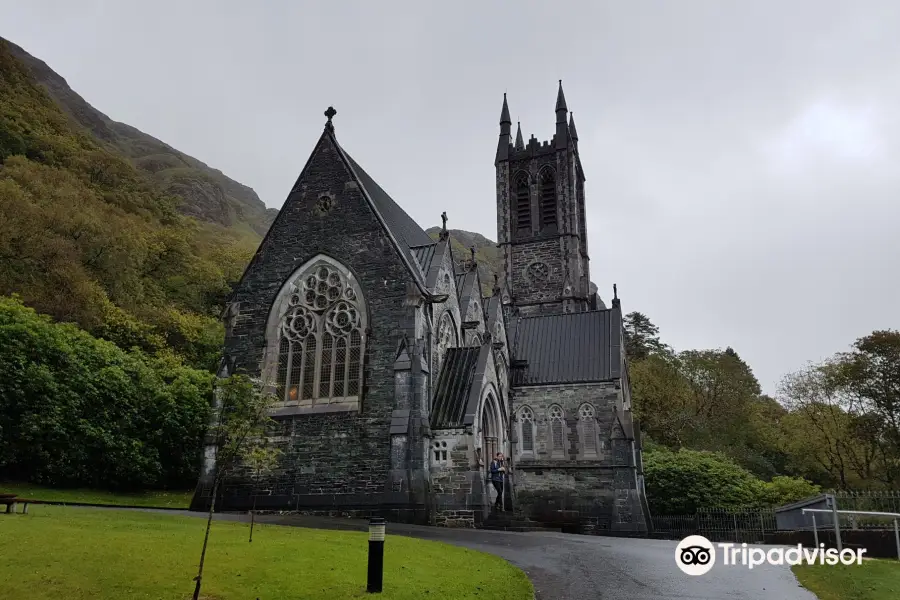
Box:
0;37;255;370
2;37;276;236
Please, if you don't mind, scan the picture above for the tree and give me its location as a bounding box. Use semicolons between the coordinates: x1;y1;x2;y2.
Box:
0;295;212;489
245;442;282;543
832;330;900;485
630;353;695;447
779;362;871;488
191;375;277;600
643;448;765;514
624;311;669;361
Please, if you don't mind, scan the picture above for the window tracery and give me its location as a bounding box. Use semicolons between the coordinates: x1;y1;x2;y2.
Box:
549;404;565;455
579;403;598;457
518;406;535;454
432;312;457;377
274;260;365;406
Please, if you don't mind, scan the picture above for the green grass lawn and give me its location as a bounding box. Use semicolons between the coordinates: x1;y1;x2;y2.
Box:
0;505;533;600
0;482;192;508
793;559;900;600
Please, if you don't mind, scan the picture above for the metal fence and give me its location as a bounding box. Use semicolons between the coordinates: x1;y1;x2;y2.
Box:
650;490;900;542
832;490;900;528
651;508;776;543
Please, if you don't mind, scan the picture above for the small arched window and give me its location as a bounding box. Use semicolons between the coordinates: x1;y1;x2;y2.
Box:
539;168;557;231
579;403;599;457
270;258;366;410
514;173;531;233
518;406;535;455
432;312;457;377
549;404;565;456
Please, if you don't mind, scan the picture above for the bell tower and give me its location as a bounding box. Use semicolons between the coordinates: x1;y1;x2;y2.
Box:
495;82;591;316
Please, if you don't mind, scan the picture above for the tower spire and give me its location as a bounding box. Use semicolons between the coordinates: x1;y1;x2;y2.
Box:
515;121;524;150
555;80;568;118
500;93;511;126
555;81;569;149
496;93;512;164
569;112;578;143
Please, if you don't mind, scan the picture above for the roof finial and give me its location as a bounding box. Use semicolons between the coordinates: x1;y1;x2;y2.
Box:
515;121;524;150
613;283;618;300
440;211;449;240
324;106;337;132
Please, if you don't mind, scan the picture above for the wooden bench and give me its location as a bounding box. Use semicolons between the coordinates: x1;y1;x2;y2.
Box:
1;497;44;514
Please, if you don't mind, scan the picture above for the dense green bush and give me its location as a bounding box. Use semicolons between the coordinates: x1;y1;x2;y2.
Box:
644;447;820;514
0;296;213;490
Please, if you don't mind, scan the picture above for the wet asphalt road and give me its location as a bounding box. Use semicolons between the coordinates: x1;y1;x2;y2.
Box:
229;512;818;600
85;507;819;600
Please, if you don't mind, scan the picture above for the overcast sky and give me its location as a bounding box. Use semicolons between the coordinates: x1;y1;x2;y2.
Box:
3;1;899;395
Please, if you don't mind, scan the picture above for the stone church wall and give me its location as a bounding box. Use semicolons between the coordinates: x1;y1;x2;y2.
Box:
428;429;484;528
508;238;564;307
194;137;428;519
511;382;647;535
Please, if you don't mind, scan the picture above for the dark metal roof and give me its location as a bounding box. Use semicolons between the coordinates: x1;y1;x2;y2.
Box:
410;243;437;279
454;273;467;297
511;310;620;385
431;347;480;429
342;152;434;251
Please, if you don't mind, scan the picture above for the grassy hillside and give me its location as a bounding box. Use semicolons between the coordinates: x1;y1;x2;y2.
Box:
3;37;276;236
0;38;254;370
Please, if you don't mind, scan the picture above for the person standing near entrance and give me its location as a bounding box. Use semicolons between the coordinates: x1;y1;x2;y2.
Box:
489;452;506;511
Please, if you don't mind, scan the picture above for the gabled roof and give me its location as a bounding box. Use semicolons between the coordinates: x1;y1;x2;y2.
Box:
342;152;433;251
510;309;622;386
431;347;480;429
332;140;436;291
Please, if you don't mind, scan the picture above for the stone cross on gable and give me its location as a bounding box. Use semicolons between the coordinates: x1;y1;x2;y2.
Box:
439;211;449;241
324;106;337;131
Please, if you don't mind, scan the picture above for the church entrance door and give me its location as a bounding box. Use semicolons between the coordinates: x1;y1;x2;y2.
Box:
480;394;500;510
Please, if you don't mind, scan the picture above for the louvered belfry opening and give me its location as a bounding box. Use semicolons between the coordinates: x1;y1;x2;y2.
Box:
514;173;531;234
539;167;557;231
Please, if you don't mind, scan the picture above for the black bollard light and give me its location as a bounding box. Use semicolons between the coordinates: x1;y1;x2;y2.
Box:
367;517;386;593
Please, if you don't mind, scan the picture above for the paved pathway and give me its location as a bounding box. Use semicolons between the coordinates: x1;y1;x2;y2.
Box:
88;507;820;600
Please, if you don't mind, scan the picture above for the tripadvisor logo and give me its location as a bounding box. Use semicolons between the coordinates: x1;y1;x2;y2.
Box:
675;535;716;576
675;535;867;576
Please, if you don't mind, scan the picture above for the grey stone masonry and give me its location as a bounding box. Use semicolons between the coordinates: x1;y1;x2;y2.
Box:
191;128;430;520
510;382;648;535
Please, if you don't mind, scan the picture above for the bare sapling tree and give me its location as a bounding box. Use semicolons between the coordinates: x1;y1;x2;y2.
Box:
245;441;282;542
192;374;277;600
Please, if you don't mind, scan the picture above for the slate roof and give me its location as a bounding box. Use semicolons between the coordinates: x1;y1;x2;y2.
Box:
454;273;467;297
410;243;437;278
343;153;433;250
338;148;435;288
431;347;480;429
510;310;621;386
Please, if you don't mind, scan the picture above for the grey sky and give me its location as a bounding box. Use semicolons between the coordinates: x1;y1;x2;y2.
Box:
4;1;899;395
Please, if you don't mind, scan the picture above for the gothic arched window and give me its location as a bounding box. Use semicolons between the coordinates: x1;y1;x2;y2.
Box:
514;172;531;233
579;403;599;458
268;257;366;411
518;406;535;455
549;404;565;457
432;312;457;377
539;168;557;231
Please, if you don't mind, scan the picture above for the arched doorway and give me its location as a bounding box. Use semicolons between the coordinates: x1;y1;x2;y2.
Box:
481;394;499;473
480;392;506;510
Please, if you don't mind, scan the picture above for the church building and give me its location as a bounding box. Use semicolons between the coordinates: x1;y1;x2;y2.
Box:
191;83;650;535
